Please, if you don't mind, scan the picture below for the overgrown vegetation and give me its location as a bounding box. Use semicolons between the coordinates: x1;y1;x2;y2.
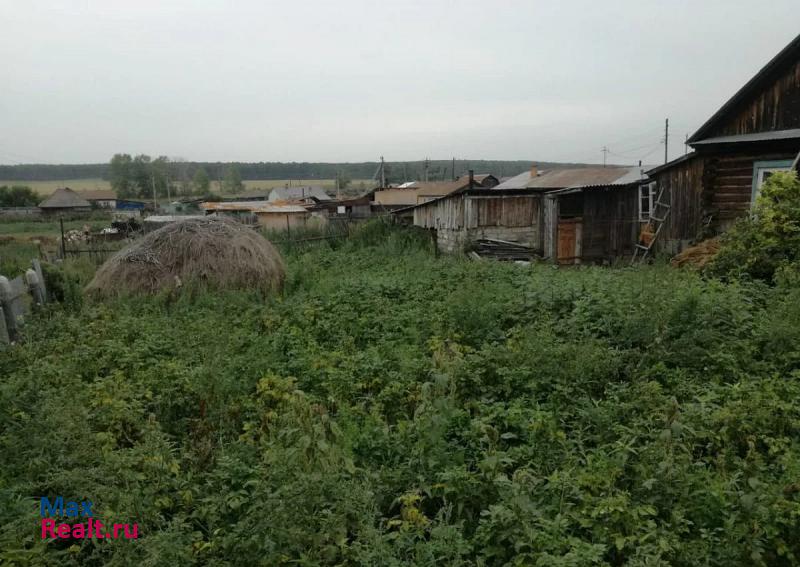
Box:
0;185;38;207
2;223;800;565
710;170;800;283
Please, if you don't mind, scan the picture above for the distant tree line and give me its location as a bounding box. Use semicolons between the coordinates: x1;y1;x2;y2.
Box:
0;158;589;185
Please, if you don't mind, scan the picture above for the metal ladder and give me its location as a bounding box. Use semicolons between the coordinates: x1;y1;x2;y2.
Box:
631;186;671;265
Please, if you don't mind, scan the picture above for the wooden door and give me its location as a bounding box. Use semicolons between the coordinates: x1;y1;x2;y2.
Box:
557;218;582;264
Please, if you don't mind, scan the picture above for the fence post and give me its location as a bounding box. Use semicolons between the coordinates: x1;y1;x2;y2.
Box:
31;258;47;302
0;306;8;345
60;217;66;259
0;276;17;342
25;269;45;306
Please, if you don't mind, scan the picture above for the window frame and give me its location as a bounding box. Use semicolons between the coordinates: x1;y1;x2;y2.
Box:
751;160;794;206
639;181;656;222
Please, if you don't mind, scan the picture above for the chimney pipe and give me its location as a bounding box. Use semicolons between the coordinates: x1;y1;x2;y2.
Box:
530;164;538;178
468;170;474;191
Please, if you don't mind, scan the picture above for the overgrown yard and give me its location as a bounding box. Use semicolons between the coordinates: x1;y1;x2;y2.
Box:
2;225;800;565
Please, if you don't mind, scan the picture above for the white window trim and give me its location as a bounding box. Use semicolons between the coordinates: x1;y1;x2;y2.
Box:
751;160;794;206
639;182;656;222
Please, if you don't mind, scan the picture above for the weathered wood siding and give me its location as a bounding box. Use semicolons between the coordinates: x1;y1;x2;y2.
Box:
652;147;798;248
413;193;542;252
709;60;800;138
465;195;539;229
580;186;640;261
651;156;706;245
413;195;465;229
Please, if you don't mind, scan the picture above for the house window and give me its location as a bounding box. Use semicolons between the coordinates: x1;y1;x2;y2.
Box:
639;182;656;221
752;160;794;205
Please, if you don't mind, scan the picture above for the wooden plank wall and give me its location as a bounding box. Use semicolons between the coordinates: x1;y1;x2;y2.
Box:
580;186;640;261
652;156;706;242
709;60;800;138
465;195;539;228
708;150;797;221
413;195;465;229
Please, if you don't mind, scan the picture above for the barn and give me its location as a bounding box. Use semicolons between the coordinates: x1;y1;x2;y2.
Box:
648;32;800;254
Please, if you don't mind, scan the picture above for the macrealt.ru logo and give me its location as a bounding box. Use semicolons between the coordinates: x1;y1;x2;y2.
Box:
40;497;138;540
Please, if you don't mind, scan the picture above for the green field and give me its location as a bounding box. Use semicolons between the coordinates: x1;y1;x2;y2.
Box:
1;223;800;564
1;179;376;196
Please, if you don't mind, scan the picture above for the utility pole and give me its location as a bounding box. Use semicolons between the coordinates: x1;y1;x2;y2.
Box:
380;156;386;188
151;175;157;209
423;157;430;182
664;118;669;164
602;146;609;167
452;157;455;181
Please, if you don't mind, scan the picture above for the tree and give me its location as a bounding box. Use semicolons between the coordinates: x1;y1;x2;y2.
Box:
222;165;244;194
193;168;211;195
109;154;135;198
0;185;37;207
335;171;351;194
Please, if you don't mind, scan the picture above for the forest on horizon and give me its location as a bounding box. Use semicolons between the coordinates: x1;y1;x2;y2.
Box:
0;158;603;184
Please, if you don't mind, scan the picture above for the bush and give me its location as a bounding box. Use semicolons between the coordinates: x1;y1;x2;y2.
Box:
710;170;800;282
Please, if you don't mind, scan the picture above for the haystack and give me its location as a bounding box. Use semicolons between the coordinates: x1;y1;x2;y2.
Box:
670;237;721;269
86;217;285;296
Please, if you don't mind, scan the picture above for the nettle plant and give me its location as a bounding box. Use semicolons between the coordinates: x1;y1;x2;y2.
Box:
710;170;800;282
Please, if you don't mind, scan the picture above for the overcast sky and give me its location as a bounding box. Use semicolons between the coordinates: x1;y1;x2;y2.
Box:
1;0;798;166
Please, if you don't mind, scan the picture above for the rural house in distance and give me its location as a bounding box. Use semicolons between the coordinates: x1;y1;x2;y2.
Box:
38;187;92;215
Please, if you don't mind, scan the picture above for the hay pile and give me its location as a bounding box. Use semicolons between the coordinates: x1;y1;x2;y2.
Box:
86;217;285;297
670;237;721;269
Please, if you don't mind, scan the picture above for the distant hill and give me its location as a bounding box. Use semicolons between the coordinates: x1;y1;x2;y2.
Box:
0;159;608;185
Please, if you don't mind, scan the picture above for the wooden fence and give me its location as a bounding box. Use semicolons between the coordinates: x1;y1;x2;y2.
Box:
0;258;47;345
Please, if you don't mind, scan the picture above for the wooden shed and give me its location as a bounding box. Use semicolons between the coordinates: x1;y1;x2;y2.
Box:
409;188;542;253
536;167;650;264
647;32;800;254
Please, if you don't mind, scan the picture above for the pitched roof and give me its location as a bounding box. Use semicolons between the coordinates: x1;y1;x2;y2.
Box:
269;186;331;201
201;200;277;211
526;167;646;189
690;128;800;146
78;189;116;200
688;33;800;144
39;187;92;209
493;170;533;190
415;174;497;197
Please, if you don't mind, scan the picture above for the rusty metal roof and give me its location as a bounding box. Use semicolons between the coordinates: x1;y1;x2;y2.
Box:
415;173;497;196
525;166;646;189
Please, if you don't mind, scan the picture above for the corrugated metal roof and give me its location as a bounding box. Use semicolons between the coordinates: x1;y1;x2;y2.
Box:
690;128;800;145
415;174;496;197
526;166;646;189
255;204;308;213
269;186;331;201
39;187;92;209
201;201;272;211
493;171;532;190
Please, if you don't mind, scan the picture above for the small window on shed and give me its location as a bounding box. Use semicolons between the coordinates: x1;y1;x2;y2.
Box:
639;182;656;221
